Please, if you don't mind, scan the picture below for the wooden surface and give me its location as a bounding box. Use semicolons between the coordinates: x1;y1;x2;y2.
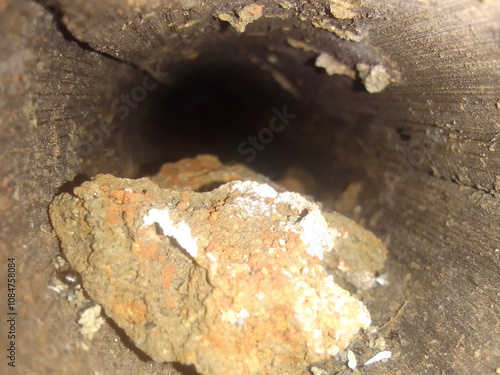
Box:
0;0;499;374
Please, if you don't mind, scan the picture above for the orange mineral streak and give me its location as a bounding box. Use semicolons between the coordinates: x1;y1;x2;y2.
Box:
206;329;235;354
163;297;177;312
176;200;189;211
180;190;191;203
285;231;302;250
123;204;138;227
247;252;271;270
103;201;122;227
111;297;148;324
156;157;209;188
161;263;176;289
106;189;148;227
205;238;220;253
108;189;127;203
96;181;112;193
221;246;247;259
249;4;264;15
261;228;281;248
133;239;160;260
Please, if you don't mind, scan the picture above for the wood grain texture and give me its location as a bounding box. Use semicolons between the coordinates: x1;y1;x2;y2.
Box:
1;0;499;373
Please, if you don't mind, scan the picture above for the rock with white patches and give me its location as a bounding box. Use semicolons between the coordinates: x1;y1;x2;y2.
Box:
49;157;387;375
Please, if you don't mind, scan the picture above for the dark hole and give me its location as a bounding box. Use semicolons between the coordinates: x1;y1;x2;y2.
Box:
126;52;306;179
397;128;411;141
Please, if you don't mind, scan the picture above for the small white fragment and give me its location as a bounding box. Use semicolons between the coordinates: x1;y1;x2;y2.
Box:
376;273;388;286
282;269;293;279
206;252;218;274
364;350;392;366
356;63;391;93
47;285;62;293
299;209;334;260
68;288;86;307
315;52;356;79
220;308;250;326
206;252;217;263
47;278;68;293
53;255;67;269
144;209;199;258
230;180;278;198
347;349;357;369
286;37;320;53
78;305;104;340
270;69;301;99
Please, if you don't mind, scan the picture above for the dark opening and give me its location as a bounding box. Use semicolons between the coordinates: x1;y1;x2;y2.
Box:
130;58;306;179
